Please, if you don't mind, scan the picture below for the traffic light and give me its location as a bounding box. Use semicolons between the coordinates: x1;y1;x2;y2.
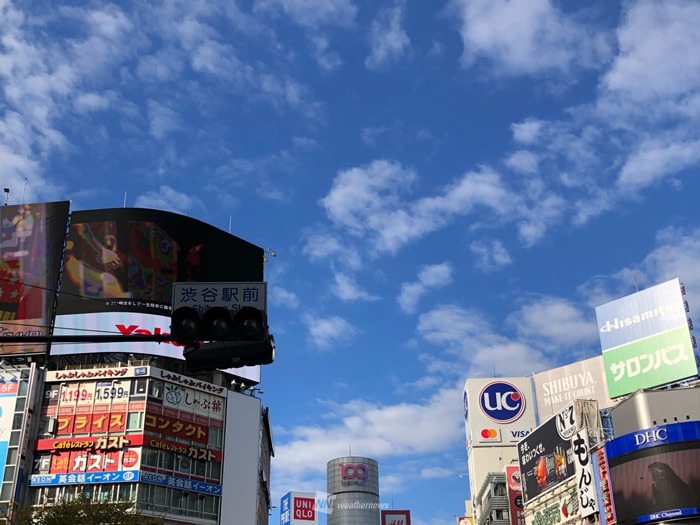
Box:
170;306;275;371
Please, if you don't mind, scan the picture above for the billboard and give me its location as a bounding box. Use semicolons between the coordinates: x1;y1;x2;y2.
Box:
595;279;698;398
281;492;320;525
533;356;614;418
382;510;411;525
596;446;617;525
517;403;577;503
53;207;264;382
464;377;537;449
0;373;20;487
571;430;597;518
0;201;70;355
505;466;524;525
524;486;578;525
605;421;700;525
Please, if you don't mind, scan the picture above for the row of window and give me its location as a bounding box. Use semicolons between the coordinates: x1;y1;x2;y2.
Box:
28;483;219;522
141;447;221;481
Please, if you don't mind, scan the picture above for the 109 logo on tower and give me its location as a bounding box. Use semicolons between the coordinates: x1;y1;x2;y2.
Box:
479;381;525;423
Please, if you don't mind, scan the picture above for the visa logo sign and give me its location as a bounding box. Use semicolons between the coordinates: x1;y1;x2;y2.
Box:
510;429;532;440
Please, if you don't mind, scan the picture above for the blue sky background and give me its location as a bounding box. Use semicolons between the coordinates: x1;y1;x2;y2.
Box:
2;0;700;522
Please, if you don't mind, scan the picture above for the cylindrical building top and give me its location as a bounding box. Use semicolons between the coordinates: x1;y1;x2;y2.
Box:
327;456;379;496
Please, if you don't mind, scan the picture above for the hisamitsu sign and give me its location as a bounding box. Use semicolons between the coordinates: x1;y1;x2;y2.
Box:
172;282;267;313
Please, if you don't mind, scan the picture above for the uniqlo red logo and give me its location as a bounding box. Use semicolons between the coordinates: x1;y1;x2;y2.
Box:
294;498;315;520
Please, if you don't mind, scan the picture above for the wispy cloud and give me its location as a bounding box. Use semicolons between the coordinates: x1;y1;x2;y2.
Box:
302;314;357;350
398;262;453;314
365;2;411;71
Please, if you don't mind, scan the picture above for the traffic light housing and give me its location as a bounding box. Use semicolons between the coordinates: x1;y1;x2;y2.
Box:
170;306;275;371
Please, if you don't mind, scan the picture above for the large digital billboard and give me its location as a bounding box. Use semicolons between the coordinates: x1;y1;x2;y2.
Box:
595;279;698;398
605;421;700;525
464;377;536;449
52;208;264;382
517;403;577;503
533;356;614;418
0;201;70;355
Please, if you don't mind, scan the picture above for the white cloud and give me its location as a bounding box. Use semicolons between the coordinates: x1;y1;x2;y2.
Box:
320;161;520;254
511;119;544;144
398;262;453;314
73;92;111;113
270;286;300;309
469;239;512;272
603;1;700;102
452;0;610;77
506;297;597;349
332;272;379;302
617;138;700;192
302;314;357;350
506;150;539;174
302;232;362;270
133;185;204;215
365;3;410;71
272;386;463;477
147;100;183;140
254;0;356;29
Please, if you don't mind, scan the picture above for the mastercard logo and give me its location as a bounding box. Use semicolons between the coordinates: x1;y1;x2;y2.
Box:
480;428;498;439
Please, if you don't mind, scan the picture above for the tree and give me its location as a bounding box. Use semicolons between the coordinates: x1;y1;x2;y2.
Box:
11;492;164;525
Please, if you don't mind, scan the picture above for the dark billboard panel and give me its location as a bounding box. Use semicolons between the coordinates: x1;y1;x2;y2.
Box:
0;201;70;355
53;208;263;382
57;208;262;315
517;403;577;503
606;421;700;525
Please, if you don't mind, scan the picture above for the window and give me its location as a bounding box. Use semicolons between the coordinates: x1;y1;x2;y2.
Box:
131;379;148;397
208;461;221;481
126;412;143;431
208;428;223;448
161;451;175;471
194;459;206;477
148;380;164;400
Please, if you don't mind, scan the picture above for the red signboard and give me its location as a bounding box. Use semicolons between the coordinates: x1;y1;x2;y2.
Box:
505;466;524;525
293;497;315;521
596;447;616;525
35;434;144;452
56;412;126;435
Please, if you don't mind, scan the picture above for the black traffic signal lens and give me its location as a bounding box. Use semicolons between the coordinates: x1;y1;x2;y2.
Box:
171;307;201;341
233;307;266;340
202;307;233;339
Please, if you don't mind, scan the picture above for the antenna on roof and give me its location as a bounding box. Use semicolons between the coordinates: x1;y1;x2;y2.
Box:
123;192;127;208
20;178;27;204
634;275;639;293
229;215;232;234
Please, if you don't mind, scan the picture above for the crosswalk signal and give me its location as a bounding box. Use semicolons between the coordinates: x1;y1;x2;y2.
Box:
170;306;275;371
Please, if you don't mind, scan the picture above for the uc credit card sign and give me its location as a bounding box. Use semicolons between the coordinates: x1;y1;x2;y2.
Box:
464;377;536;448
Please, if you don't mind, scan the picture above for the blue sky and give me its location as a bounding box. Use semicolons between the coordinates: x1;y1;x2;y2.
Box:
2;0;700;522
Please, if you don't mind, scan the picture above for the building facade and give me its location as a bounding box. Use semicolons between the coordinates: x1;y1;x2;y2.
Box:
327;456;380;525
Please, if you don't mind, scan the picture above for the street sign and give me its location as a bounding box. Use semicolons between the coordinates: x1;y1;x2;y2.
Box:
172;282;267;313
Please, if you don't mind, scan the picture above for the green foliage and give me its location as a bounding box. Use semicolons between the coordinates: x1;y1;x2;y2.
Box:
10;493;164;525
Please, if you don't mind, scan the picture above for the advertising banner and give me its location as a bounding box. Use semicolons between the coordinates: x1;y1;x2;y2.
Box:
0;376;19;486
595;278;697;397
524;487;578;525
140;471;222;496
602;325;697;398
29;470;139;486
464;377;537;448
605;421;700;525
54;207;264;383
518;403;577;503
382;510;411;525
533;356;614;418
161;381;225;420
0;201;70;355
144;412;209;444
571;430;597;518
596;446;616;525
505;466;524;525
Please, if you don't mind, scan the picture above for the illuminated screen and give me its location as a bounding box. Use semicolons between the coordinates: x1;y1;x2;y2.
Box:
0;201;70;355
608;441;700;524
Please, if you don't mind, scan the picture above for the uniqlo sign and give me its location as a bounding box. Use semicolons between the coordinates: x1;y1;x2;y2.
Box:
294;497;315;521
